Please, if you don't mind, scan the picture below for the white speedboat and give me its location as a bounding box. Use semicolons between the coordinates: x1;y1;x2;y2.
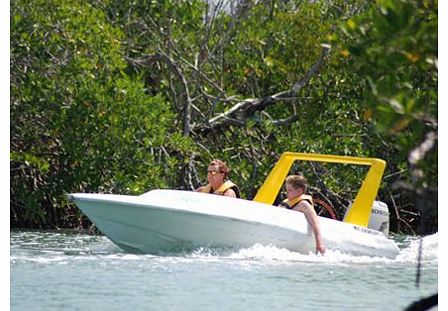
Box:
69;152;400;258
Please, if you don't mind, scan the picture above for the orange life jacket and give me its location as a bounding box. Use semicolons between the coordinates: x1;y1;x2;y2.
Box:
197;180;241;198
279;194;313;209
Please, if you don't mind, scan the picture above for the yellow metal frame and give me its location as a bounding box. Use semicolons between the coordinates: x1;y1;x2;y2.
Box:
253;152;386;228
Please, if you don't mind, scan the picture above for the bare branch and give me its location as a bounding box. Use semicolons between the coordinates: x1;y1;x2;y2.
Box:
193;45;331;134
270;115;299;126
160;52;192;136
129;51;193;137
408;131;437;166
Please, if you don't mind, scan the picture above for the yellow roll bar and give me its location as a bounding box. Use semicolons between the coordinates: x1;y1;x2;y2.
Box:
253;152;386;228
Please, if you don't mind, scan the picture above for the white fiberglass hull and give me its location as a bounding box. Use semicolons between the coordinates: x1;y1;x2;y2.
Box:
69;190;399;258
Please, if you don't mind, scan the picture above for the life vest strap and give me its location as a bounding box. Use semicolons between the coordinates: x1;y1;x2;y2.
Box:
197;180;241;198
280;194;314;209
215;180;240;198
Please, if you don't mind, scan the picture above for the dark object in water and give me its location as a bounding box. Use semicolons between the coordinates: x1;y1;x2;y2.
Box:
404;293;437;311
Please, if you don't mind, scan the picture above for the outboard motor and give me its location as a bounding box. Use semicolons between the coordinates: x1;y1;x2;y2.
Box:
343;201;390;236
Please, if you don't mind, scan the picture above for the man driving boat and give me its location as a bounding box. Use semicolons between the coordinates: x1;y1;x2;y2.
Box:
195;159;240;198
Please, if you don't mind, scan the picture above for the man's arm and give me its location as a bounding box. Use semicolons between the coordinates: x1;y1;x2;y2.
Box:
195;184;211;193
295;202;326;254
223;188;237;198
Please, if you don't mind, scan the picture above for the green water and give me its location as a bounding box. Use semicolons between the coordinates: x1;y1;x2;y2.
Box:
10;230;438;310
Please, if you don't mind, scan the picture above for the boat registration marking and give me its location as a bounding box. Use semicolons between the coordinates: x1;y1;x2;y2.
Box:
177;195;200;205
352;225;383;236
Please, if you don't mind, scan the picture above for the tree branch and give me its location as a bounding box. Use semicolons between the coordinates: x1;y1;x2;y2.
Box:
192;44;331;134
128;51;193;137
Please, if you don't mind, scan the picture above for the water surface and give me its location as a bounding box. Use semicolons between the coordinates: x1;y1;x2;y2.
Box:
10;230;438;310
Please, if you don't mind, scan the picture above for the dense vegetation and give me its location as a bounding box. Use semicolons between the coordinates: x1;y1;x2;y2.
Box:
11;0;437;234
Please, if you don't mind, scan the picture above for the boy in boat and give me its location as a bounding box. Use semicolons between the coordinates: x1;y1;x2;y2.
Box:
279;174;326;255
195;159;241;198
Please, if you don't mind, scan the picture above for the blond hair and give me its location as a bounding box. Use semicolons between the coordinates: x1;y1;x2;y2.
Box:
285;174;307;192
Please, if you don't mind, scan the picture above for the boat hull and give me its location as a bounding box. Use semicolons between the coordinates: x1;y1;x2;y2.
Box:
69;190;399;258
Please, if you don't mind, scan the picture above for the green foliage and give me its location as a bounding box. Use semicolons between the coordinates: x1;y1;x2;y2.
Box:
11;0;437;234
339;0;437;188
219;3;328;97
11;0;186;228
